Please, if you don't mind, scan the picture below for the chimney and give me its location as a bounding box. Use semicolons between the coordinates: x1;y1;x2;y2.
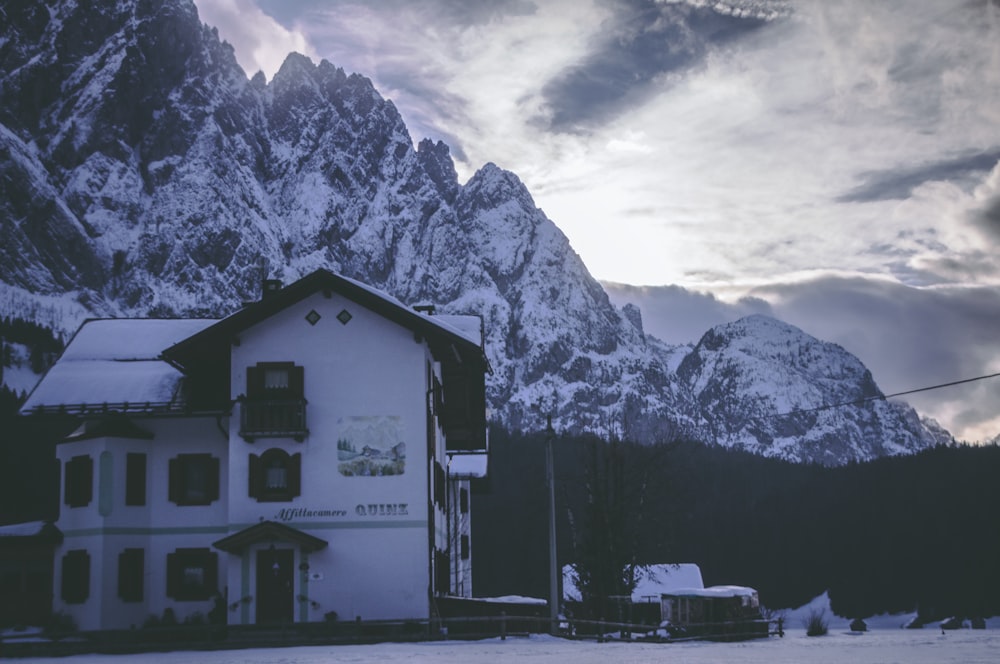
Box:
413;304;436;315
262;279;282;300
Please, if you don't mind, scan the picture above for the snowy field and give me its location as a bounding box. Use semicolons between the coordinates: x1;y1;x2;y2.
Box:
11;627;1000;664
10;596;1000;664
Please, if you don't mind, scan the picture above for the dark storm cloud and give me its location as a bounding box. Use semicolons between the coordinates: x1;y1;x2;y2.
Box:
603;282;772;345
971;191;1000;240
608;276;1000;439
758;277;1000;439
535;0;771;133
837;150;1000;203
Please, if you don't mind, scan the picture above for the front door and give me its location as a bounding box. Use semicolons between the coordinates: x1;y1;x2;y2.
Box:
256;548;294;625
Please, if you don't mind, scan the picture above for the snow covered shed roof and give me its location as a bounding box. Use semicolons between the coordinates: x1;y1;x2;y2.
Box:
661;585;758;599
0;520;62;544
20;319;217;416
563;563;706;603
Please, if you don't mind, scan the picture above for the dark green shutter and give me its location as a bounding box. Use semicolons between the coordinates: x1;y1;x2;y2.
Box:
246;365;264;398
289;453;302;497
61;550;90;604
118;548;144;602
207;456;220;502
249;453;261;498
168;457;181;504
289;365;304;397
166;551;178;598
125;453;146;506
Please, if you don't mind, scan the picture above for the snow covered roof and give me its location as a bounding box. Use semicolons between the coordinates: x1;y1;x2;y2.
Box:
661;585;758;599
0;520;61;542
447;452;488;478
633;564;706;601
434;314;483;346
20;319;217;416
563;563;705;603
164;269;488;373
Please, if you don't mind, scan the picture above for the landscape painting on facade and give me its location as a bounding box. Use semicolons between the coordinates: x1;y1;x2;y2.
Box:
337;416;406;476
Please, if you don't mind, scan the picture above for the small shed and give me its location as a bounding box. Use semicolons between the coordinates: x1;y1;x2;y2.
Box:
0;521;62;627
660;585;766;640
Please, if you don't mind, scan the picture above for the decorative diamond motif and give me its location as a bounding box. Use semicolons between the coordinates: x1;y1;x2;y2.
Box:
305;310;321;326
337;309;353;325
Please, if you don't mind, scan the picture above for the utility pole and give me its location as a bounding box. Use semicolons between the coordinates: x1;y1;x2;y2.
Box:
545;415;558;635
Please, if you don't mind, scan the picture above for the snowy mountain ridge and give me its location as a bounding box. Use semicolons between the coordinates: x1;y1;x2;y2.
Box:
0;0;953;463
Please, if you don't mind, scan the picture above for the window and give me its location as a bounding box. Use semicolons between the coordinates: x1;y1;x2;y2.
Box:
460;534;470;560
459;487;469;514
118;548;144;602
64;455;93;508
434;462;446;507
248;449;302;502
168;454;220;506
166;548;217;601
434;549;450;595
125;453;146;506
61;550;90;604
240;362;307;441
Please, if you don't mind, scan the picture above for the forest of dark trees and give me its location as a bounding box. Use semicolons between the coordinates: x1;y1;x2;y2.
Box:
0;317;65;417
472;426;1000;622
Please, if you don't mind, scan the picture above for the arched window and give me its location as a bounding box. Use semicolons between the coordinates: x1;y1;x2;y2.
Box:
249;449;301;502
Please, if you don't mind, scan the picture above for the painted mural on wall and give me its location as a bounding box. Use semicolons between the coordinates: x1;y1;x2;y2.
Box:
337;415;406;476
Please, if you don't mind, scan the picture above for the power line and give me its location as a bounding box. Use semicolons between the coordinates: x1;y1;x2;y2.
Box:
778;371;1000;417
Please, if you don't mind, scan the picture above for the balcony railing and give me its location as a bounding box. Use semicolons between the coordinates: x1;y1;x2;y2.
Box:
239;398;308;442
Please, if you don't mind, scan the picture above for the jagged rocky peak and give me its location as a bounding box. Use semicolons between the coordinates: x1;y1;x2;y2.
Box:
677;314;948;463
416;139;460;203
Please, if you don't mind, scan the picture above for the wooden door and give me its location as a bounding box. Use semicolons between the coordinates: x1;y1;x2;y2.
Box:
256;548;294;625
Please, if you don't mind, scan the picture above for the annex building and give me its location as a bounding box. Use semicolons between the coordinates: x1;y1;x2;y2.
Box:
14;269;490;631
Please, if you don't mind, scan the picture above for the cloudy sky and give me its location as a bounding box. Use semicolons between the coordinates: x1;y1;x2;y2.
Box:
193;0;1000;441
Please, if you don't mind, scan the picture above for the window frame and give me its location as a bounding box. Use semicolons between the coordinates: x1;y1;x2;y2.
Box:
117;548;144;603
168;453;220;506
249;449;302;502
166;548;218;601
61;549;90;604
64;455;93;508
240;362;308;441
125;452;147;506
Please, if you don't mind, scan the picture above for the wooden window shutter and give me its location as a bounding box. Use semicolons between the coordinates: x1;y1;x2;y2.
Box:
65;455;93;507
61;550;91;604
118;548;144;602
80;455;94;506
289;453;302;497
125;453;147;506
248;453;262;498
207;456;220;502
246;365;264;398
168;457;181;504
205;552;219;594
166;551;179;598
289;365;304;397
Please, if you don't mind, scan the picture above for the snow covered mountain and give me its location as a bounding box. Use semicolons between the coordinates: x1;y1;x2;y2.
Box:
676;315;953;463
0;0;952;464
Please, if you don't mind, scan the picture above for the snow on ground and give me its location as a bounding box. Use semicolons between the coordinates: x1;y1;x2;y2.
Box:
8;594;1000;663
9;629;1000;664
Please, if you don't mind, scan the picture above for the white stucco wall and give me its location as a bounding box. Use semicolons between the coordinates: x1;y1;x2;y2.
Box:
52;417;229;630
223;292;442;622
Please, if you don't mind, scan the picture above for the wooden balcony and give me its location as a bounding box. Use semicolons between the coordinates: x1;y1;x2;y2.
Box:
239;398;308;442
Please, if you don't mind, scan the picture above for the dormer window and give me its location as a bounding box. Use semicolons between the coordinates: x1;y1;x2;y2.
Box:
240;362;308;442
